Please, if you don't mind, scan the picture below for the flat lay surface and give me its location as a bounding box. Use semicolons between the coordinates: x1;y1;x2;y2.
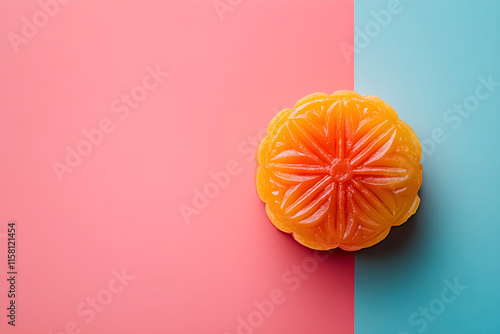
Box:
1;0;499;333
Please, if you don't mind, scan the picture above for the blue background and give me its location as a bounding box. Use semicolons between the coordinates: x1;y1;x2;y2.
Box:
354;0;500;333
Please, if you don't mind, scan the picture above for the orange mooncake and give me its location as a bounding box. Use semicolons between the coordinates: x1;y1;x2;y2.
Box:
256;91;422;251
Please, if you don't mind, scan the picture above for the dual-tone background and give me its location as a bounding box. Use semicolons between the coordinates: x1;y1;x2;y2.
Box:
1;0;499;333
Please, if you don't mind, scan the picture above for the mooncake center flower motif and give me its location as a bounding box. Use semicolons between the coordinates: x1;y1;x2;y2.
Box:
256;91;422;251
329;159;351;182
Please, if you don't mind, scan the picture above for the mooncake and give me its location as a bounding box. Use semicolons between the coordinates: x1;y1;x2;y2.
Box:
256;91;422;251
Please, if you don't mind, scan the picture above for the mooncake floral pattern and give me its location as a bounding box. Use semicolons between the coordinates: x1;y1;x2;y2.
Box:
256;91;422;251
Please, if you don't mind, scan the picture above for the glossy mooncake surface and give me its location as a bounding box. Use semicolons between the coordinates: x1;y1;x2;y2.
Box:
256;91;422;251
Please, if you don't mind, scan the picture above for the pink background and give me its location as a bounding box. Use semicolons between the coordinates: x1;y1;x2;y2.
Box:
0;0;354;333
